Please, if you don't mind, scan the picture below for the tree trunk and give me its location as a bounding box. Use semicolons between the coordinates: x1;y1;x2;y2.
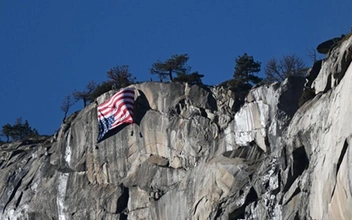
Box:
169;70;173;81
63;112;67;123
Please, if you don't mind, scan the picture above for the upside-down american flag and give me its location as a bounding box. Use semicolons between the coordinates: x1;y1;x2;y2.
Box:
97;87;135;141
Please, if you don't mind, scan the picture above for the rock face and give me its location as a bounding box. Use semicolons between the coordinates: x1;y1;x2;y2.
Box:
1;36;352;220
316;35;345;55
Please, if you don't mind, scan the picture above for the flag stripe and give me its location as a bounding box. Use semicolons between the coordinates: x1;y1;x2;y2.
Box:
97;94;135;119
98;88;134;108
98;99;134;120
97;87;135;141
97;90;134;116
113;103;134;119
98;90;134;111
111;104;134;128
98;94;134;114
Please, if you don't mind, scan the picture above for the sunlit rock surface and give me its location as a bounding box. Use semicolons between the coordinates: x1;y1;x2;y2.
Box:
1;35;352;219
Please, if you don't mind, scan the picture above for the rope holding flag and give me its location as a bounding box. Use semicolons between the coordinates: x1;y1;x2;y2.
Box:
97;87;135;141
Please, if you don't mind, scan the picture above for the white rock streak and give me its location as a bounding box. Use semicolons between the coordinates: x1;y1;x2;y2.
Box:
57;128;71;220
224;126;235;152
64;129;72;167
57;173;69;220
234;101;269;152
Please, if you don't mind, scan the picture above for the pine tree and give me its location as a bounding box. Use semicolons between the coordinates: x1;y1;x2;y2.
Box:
150;54;190;81
1;123;13;142
233;53;262;85
6;118;39;141
173;71;204;85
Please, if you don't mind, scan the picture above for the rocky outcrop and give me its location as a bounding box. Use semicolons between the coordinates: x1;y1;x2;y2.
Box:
316;35;345;54
283;52;352;219
1;35;352;219
313;35;352;93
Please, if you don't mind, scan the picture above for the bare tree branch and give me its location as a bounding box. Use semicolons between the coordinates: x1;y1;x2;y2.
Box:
72;81;97;107
106;65;135;88
61;95;75;121
265;54;307;83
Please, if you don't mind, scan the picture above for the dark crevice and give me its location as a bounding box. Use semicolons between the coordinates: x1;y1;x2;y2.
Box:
278;76;306;118
116;185;129;215
294;211;300;220
292;147;309;174
331;140;349;199
229;187;258;220
206;93;218;112
15;191;23;209
18;140;35;146
330;184;337;201
24;175;35;190
214;202;225;219
10;150;26;159
323;73;332;92
264;135;271;154
199;108;207;118
174;99;185;115
305;60;322;88
134;90;151;126
223;141;264;161
336;140;349;176
57;166;74;174
283;146;309;192
3;178;23;213
193;197;205;216
334;48;352;83
281;147;288;170
6;152;27;167
233;97;244;113
120;213;127;220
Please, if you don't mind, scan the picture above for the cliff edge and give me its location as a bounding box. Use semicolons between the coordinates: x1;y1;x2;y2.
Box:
1;35;352;219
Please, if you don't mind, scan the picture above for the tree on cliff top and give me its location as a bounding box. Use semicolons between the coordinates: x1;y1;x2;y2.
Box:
150;54;190;81
72;81;97;107
1;123;12;142
221;53;262;97
150;54;204;84
60;95;75;122
233;53;262;85
264;54;307;82
106;65;136;88
1;118;39;142
173;71;204;85
88;81;115;102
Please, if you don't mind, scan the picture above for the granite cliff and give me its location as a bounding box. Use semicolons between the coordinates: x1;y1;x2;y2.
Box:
1;35;352;220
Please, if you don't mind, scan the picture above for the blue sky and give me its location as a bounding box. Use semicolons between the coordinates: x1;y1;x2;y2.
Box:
0;1;350;137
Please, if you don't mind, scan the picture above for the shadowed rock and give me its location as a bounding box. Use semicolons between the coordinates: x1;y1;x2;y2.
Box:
316;35;345;54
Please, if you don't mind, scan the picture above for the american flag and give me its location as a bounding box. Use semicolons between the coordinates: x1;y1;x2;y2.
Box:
97;87;135;141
